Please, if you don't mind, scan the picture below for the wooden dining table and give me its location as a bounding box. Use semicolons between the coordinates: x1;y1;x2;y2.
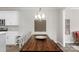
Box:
20;34;63;52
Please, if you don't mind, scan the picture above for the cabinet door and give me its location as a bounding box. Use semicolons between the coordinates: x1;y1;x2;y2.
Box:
6;31;18;45
5;11;18;25
0;33;6;52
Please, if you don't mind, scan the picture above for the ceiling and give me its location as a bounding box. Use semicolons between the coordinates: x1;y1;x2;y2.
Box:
0;7;64;11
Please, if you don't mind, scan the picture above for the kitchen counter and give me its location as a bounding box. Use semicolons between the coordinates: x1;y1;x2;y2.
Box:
0;32;6;52
0;32;6;34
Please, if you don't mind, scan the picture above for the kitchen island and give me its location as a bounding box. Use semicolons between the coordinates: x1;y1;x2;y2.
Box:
0;32;6;52
20;34;63;52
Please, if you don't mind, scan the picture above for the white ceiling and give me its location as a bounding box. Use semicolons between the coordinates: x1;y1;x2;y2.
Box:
0;7;64;11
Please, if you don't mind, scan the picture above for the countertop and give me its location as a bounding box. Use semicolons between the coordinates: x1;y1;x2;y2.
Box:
20;35;63;52
0;32;6;34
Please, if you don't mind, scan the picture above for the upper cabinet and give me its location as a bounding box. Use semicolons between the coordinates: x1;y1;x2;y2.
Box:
0;11;18;25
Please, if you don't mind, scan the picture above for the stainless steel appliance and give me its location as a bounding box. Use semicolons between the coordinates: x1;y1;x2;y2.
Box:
0;19;8;31
0;19;5;26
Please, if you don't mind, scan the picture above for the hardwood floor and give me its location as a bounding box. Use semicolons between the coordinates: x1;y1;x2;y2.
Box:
20;35;63;52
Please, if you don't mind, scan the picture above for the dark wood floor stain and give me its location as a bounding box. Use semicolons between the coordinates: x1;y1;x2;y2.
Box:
20;35;63;52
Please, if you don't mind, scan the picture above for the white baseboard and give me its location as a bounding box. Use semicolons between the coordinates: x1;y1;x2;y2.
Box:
6;43;16;46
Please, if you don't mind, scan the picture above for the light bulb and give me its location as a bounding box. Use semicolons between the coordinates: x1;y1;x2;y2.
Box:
35;15;38;19
38;14;41;20
35;8;46;20
42;14;45;19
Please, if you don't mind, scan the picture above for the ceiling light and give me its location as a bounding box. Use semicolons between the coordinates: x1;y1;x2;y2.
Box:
35;8;45;20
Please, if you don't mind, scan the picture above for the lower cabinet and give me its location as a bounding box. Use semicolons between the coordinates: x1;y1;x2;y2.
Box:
6;31;18;45
0;33;6;52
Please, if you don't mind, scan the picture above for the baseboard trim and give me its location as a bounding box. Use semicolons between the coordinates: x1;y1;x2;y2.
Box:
6;45;16;46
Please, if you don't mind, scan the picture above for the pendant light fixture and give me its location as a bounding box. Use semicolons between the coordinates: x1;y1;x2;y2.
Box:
35;8;45;20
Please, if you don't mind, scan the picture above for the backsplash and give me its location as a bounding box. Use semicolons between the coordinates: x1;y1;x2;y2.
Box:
6;25;19;31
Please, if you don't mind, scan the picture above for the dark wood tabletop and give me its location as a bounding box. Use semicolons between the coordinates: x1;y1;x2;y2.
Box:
20;34;63;52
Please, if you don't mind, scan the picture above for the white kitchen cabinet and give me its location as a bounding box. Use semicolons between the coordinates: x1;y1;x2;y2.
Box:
6;31;18;45
0;11;18;25
0;32;6;52
5;11;18;25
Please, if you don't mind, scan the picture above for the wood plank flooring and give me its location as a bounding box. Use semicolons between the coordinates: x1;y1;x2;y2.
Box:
20;35;63;52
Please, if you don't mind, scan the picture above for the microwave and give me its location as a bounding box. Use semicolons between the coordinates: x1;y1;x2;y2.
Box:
0;19;5;26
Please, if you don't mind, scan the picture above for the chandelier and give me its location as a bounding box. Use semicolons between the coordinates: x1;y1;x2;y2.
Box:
35;8;45;20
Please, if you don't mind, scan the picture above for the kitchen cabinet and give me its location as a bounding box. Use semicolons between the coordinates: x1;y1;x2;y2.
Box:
5;11;18;25
0;11;18;25
6;31;18;45
0;32;6;52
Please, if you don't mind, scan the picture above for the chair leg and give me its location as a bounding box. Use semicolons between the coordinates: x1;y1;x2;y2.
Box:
19;43;22;48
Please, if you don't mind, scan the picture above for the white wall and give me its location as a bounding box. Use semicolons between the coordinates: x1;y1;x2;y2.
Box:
65;8;79;43
66;9;79;32
18;8;34;36
18;8;59;42
42;8;59;42
57;9;65;47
